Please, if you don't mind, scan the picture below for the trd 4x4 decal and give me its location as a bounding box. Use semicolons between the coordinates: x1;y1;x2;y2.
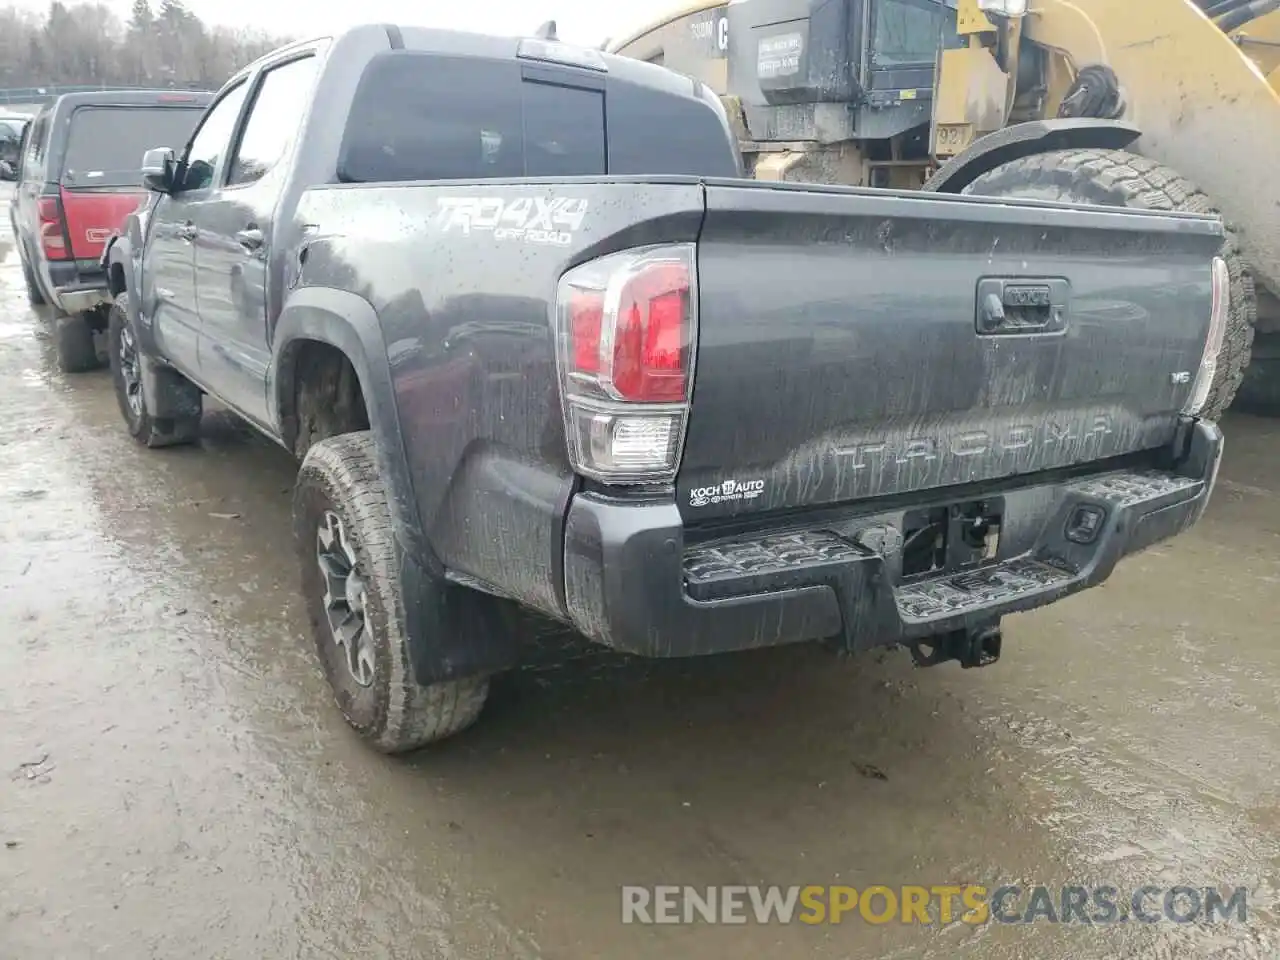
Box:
435;196;588;246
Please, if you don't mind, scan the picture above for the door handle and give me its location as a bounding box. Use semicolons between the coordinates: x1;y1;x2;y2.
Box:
236;227;264;252
178;222;197;242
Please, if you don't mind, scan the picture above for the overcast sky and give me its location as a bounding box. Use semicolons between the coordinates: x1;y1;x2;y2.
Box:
8;0;674;46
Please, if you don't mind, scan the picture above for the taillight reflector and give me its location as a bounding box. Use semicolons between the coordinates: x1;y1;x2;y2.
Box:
38;196;68;260
569;291;604;375
557;243;697;484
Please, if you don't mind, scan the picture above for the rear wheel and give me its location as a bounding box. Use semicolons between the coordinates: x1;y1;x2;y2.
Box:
20;248;45;306
294;431;490;753
107;292;201;447
963;149;1256;421
53;313;99;373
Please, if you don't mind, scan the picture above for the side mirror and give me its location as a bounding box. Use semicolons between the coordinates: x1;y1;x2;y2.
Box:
141;146;176;193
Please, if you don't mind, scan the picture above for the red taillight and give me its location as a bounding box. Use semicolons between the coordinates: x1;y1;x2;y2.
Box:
611;263;689;402
564;256;693;403
557;244;697;483
38;196;68;260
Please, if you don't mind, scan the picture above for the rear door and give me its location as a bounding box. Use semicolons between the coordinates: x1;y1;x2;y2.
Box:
193;51;320;428
59;102;206;263
678;181;1222;519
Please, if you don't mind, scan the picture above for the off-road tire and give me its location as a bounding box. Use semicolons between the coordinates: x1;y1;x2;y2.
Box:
106;292;201;447
1235;332;1280;413
54;312;99;373
20;248;45;305
964;148;1256;421
293;431;490;753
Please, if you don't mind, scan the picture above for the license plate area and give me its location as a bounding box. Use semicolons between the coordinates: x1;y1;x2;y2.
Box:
899;497;1004;582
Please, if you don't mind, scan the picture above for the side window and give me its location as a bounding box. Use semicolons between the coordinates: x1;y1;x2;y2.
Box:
227;55;318;187
522;82;605;177
871;0;947;67
15;124;30;178
180;81;249;192
24;116;46;174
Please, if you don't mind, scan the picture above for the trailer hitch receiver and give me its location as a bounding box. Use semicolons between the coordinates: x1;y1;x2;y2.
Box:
908;623;1003;669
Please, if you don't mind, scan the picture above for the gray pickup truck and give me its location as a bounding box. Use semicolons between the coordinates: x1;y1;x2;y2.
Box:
102;24;1228;753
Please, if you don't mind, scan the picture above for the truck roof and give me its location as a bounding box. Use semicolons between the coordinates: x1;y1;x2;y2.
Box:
25;90;214;187
236;23;723;108
225;22;740;187
41;89;213;114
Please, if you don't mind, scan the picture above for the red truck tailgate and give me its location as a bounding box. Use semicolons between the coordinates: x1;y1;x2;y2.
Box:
59;187;147;261
56;101;206;260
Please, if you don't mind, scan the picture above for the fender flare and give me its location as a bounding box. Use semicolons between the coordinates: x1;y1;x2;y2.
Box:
270;286;433;574
102;233;133;296
271;287;518;685
102;233;156;357
923;118;1143;194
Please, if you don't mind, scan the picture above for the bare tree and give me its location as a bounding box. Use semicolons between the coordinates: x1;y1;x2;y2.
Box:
0;0;292;91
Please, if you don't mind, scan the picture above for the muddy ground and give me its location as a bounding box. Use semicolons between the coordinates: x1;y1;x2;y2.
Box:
1;185;1278;959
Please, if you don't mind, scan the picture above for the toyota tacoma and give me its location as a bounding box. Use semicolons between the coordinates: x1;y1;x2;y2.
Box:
103;24;1227;752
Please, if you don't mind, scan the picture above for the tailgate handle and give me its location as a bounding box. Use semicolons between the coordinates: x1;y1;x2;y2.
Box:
976;279;1069;336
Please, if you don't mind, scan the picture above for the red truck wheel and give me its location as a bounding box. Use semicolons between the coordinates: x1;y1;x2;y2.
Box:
53;313;99;373
20;249;45;306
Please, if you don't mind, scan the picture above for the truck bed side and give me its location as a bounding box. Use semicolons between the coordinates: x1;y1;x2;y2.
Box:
291;178;706;615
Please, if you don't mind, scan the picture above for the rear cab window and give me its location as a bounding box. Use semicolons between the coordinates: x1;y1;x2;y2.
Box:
337;52;606;183
61;105;206;188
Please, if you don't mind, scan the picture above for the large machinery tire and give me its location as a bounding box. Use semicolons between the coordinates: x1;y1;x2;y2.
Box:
1235;332;1280;413
963;148;1256;421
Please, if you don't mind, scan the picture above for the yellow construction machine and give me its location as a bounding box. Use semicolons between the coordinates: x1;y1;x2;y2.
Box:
606;0;1280;416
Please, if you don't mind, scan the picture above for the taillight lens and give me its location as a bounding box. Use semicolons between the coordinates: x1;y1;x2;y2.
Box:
610;262;690;402
1182;256;1230;418
38;196;67;261
557;244;697;483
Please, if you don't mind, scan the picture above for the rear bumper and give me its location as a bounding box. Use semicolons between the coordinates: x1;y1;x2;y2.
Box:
42;260;109;313
562;420;1223;658
55;285;111;314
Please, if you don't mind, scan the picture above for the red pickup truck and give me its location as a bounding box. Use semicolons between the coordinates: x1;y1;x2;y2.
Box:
10;89;210;372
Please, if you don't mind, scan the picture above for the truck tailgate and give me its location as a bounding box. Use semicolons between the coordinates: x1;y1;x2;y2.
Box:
60;186;147;261
679;181;1223;518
